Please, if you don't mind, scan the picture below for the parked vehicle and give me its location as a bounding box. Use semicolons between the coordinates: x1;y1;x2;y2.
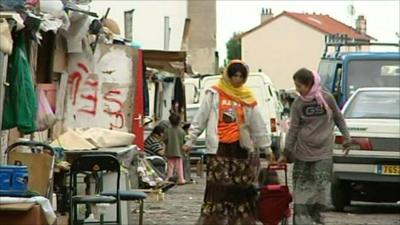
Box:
331;87;400;211
318;35;400;107
186;103;201;122
185;103;207;163
186;103;206;153
199;73;285;155
184;77;201;105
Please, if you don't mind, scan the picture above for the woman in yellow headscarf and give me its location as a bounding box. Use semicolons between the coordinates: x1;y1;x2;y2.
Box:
213;59;257;107
183;60;274;225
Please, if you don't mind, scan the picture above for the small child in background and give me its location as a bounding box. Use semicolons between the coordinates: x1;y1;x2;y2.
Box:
164;113;186;185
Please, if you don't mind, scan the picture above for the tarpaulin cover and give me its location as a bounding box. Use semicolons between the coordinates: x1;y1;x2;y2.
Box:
2;33;37;133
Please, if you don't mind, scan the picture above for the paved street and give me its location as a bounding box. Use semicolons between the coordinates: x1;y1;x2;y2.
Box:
129;162;400;225
129;172;204;225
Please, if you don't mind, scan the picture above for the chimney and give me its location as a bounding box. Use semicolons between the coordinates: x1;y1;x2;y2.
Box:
261;8;274;23
355;15;366;34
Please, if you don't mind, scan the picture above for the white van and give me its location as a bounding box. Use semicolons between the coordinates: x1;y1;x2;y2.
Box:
198;73;285;153
184;77;201;105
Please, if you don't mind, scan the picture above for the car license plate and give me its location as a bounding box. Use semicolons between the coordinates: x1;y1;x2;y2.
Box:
377;165;400;176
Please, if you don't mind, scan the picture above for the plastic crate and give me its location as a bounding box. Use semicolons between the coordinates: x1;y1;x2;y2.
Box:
0;165;28;196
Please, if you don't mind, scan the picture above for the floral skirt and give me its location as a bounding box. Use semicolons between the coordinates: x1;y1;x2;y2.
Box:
196;141;260;225
292;159;332;225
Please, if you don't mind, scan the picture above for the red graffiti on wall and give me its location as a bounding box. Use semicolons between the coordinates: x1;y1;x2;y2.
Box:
77;78;99;115
68;63;99;116
68;63;89;105
68;62;127;130
85;79;98;88
68;72;81;105
103;89;125;129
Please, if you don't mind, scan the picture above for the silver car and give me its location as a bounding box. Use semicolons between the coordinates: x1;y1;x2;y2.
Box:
331;87;400;211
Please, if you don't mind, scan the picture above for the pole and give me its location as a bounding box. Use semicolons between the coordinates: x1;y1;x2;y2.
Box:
164;16;170;50
0;52;9;164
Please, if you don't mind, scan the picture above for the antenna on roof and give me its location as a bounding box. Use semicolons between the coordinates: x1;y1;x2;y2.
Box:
347;2;356;27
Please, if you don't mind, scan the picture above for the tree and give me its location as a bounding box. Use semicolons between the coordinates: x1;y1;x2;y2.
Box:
226;32;242;62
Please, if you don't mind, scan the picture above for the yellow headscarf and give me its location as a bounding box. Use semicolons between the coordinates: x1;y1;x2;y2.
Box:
213;59;257;107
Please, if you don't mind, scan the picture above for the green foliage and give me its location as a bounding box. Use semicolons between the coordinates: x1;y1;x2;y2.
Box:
226;32;242;61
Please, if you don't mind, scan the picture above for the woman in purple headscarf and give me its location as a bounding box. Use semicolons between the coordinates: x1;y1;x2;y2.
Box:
279;68;351;225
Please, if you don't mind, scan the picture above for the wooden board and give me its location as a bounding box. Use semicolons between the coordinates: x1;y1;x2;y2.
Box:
0;203;34;211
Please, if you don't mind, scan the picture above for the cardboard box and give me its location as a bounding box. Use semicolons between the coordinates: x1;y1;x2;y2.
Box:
8;152;54;197
0;203;48;225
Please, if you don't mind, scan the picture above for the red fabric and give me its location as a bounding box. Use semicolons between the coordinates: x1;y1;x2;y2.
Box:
257;185;292;225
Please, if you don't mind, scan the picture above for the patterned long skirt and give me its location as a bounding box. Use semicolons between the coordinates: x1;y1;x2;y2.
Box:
195;141;260;225
292;159;332;225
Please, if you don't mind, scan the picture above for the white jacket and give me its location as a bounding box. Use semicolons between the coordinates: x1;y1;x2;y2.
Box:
185;88;272;154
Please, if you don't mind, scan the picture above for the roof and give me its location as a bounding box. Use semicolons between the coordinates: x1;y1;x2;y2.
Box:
143;50;187;75
240;11;375;41
340;52;400;61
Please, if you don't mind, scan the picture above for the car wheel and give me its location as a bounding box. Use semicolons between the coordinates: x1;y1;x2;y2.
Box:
331;179;351;212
